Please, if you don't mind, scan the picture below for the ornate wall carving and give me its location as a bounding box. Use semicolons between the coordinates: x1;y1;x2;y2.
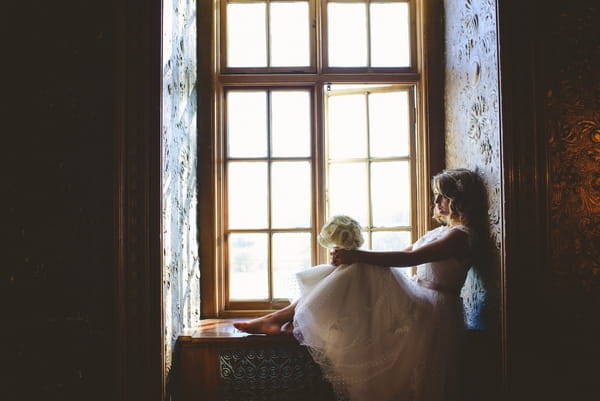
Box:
444;0;502;330
162;0;201;377
543;3;600;295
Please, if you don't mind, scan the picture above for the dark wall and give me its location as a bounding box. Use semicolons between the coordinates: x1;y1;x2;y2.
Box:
500;0;600;400
535;1;600;398
3;1;116;400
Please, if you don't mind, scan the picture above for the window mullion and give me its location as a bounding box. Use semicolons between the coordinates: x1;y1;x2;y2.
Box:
266;0;271;68
314;84;327;265
366;0;372;68
365;91;373;248
266;90;274;304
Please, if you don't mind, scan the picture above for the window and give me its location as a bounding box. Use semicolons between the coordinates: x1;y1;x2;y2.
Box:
200;0;438;317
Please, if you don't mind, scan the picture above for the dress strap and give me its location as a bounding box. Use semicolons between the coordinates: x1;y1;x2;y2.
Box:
449;224;470;235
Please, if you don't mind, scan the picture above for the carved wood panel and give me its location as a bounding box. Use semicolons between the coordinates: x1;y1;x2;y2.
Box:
543;3;600;295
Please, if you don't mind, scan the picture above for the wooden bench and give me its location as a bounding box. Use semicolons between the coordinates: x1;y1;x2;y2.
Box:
172;319;336;401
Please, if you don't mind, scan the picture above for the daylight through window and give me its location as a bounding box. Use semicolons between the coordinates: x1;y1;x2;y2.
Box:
207;0;429;315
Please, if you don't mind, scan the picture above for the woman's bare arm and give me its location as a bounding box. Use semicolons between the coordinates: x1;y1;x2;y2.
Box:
331;228;469;267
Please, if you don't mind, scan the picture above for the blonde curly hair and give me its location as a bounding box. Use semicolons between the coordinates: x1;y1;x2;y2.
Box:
432;168;488;230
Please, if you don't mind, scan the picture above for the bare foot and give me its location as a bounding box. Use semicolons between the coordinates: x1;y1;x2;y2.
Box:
280;321;294;335
233;301;298;335
233;314;287;335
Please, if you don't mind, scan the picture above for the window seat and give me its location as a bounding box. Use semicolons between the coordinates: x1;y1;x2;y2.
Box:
172;319;336;401
172;319;496;401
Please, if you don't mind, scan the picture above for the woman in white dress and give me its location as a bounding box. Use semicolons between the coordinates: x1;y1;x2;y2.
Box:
234;168;488;401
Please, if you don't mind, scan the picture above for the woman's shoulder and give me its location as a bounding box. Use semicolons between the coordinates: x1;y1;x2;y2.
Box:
447;224;475;253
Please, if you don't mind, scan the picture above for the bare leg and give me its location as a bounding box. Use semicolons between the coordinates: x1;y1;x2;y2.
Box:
233;300;298;335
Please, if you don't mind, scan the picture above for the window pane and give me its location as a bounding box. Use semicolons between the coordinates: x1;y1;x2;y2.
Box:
271;91;311;157
271;161;311;228
328;162;368;225
272;232;311;299
226;3;267;67
371;161;411;227
229;233;269;300
271;2;310;67
369;91;410;157
373;231;413;278
328;3;367;67
228;162;268;228
227;91;267;157
370;3;410;67
372;231;412;251
328;94;367;159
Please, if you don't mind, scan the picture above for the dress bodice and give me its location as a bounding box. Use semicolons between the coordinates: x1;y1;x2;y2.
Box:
412;225;471;293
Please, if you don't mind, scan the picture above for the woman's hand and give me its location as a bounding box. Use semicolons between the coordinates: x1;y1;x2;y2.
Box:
330;247;357;266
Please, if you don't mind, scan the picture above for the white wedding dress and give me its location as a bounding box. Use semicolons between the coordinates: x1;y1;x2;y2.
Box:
292;225;472;401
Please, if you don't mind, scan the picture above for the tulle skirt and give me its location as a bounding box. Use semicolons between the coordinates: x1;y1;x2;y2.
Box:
292;264;465;401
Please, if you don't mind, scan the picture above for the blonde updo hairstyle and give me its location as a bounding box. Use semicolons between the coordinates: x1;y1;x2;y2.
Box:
432;168;487;229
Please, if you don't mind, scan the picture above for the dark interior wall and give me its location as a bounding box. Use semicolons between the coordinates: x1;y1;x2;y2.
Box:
499;0;600;400
3;1;116;400
538;3;600;399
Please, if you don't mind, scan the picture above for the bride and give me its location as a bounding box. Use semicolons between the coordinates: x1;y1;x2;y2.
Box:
234;168;488;401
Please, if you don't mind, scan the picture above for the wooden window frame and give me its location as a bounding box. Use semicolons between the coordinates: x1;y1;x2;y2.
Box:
220;85;318;312
199;0;445;318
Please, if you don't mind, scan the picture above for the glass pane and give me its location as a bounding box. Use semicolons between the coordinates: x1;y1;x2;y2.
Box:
328;3;367;67
271;2;310;67
272;232;311;299
227;3;267;67
373;230;412;278
227;91;267;157
371;230;412;251
328;94;367;159
271;91;311;157
328;162;368;225
228;162;268;228
271;161;311;228
229;233;269;300
370;2;410;67
371;161;411;227
369;91;410;157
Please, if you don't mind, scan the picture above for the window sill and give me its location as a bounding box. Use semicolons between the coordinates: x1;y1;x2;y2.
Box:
178;318;298;344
